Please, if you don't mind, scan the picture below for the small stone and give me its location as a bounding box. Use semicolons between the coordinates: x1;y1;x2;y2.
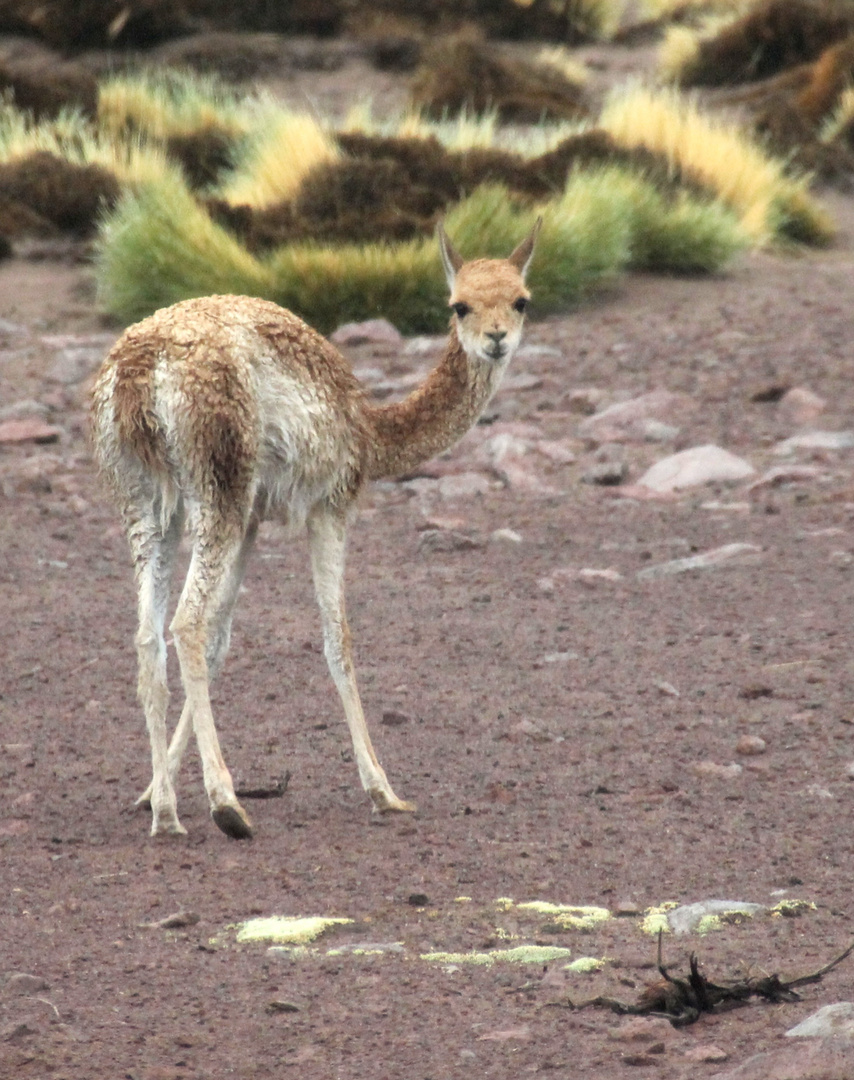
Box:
0;399;49;422
708;1042;854;1080
576;567;623;584
736;735;767;756
608;1017;674;1043
777;387;827;427
5;972;49;993
638;445;756;493
845;762;854;780
692;761;744;780
437;472;493;501
381;709;410;726
786;1002;854;1039
266;1000;301;1014
684;1045;728;1063
614;901;640;916
581;460;628;486
578;390;694;445
774;430;854;455
498;372;543;393
535;439;577;465
564;387;609;415
490;527;522;544
329;318;403;347
637;543;762;581
0;418;61;444
417;528;484;553
747;465;822;492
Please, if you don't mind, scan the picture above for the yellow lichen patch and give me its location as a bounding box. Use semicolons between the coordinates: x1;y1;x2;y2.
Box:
235;915;353;945
422;945;573;966
494;897;516;911
565;956;606;973
771;899;817;918
641;901;679;935
454;896;473;904
516;902;612;930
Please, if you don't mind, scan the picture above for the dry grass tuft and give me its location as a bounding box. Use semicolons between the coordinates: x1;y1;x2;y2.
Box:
218;103;340;209
600;84;832;244
410;35;590;123
666;0;854;87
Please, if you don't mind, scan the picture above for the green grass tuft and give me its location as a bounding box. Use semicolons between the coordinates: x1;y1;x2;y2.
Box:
95;165;749;331
95;172;273;322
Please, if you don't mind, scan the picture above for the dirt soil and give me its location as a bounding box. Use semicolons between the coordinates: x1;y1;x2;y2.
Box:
3;33;854;1080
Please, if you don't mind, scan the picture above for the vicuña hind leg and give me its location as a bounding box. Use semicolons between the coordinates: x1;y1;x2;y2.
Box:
128;505;185;836
170;524;254;839
137;517;259;814
308;508;415;814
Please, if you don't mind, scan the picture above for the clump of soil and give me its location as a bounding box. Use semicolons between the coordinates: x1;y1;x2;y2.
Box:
676;2;854;183
410;35;590;123
165;129;239;190
207;129;692;252
0;57;97;118
680;0;854;87
0;151;120;239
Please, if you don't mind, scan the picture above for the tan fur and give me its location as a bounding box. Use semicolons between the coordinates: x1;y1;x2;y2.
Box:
90;223;539;839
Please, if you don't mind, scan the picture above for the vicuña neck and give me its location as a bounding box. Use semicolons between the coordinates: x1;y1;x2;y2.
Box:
364;331;504;481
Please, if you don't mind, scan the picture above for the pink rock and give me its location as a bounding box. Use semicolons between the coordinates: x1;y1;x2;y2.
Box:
747;465;822;493
329;318;404;347
638;445;755;493
608;1017;675;1043
709;1041;854;1080
778;387;826;427
736;734;767;756
692;761;743;779
685;1045;728;1063
436;472;493;501
0;418;61;444
578;390;694;444
564;387;609;415
577;567;623;584
535;439;577;465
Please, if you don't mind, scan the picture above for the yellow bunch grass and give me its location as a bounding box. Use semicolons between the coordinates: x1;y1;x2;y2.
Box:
599;84;832;244
640;0;750;18
341;102;586;159
535;46;590;87
98;70;249;142
657;15;741;83
218;102;340;208
0;99;174;187
821;86;854;143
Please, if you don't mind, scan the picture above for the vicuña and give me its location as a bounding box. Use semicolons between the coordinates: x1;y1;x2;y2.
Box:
91;220;540;838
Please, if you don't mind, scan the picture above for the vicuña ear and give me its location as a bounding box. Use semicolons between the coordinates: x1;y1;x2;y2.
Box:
508;217;542;281
437;221;464;290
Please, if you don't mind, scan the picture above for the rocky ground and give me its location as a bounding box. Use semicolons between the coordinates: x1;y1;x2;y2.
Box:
2;31;854;1080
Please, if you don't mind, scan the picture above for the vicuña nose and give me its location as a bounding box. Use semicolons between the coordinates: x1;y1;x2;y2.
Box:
487;330;507;343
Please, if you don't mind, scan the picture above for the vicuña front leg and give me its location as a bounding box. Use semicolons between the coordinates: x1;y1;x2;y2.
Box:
308;508;415;814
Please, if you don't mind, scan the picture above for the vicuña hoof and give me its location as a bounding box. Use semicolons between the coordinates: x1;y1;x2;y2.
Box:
369;788;417;814
150;819;187;838
212;804;254;839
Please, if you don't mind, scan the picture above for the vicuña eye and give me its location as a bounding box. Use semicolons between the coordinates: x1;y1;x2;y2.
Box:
513;297;529;314
451;302;471;318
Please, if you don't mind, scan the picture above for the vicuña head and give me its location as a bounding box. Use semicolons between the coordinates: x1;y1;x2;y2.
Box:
90;220;540;839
